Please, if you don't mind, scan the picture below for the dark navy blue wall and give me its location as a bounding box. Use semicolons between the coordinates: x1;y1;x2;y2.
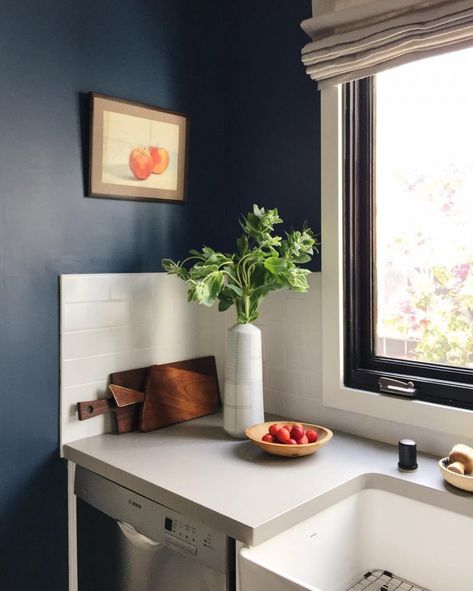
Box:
0;2;223;589
224;0;321;269
0;1;319;589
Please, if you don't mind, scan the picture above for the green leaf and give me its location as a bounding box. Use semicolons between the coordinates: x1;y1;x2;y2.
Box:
162;258;177;273
237;235;249;256
218;297;234;312
163;204;316;321
226;284;243;297
206;271;224;303
202;246;216;258
186;270;224;307
253;204;264;218
190;264;219;280
162;259;190;280
291;252;312;264
264;257;292;275
285;268;310;291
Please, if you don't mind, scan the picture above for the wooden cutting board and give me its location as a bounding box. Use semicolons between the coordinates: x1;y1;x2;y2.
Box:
140;357;220;432
108;367;149;433
76;366;147;433
76;396;140;434
109;385;145;407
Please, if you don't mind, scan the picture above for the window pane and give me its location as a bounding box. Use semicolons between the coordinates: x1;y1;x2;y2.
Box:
375;47;473;368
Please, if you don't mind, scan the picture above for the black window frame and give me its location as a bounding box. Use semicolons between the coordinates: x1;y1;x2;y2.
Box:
344;77;473;411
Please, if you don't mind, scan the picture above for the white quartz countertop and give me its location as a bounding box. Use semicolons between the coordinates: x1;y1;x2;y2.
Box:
63;413;473;545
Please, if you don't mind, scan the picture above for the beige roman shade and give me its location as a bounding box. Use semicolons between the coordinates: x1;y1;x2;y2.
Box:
301;0;473;87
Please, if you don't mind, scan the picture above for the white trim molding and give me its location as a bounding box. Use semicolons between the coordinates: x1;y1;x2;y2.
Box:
320;84;473;442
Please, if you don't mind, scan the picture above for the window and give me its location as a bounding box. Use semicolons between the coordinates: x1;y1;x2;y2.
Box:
345;47;473;410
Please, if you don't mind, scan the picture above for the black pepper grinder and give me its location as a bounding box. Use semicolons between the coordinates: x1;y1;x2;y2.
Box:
398;439;418;471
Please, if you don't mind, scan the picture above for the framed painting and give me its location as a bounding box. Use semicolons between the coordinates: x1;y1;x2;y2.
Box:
88;93;189;203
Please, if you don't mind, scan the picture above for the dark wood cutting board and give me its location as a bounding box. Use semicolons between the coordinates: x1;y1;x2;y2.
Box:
76;396;139;434
109;384;145;407
140;357;220;432
109;367;149;433
76;365;147;433
76;368;148;434
77;356;220;434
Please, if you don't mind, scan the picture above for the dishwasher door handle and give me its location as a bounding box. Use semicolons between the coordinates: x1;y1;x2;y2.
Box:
117;521;160;548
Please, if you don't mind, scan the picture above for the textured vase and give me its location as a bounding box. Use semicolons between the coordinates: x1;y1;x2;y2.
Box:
223;323;264;439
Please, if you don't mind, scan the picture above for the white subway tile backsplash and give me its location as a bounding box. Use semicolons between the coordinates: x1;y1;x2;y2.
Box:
258;273;322;422
62;350;144;388
264;366;305;397
128;298;154;326
60;272;323;448
263;389;289;417
286;299;318;324
63;303;90;331
60;273;232;448
262;319;284;342
303;372;322;400
86;301;129;329
61;381;112;441
63;301;129;331
259;291;286;320
62;381;109;409
285;346;319;373
303;318;321;347
62;275;111;303
152;273;184;297
62;324;154;360
263;340;285;366
282;394;319;423
109;274;154;301
282;322;307;349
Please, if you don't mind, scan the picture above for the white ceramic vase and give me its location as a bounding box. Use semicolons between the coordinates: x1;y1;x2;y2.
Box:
223;323;264;439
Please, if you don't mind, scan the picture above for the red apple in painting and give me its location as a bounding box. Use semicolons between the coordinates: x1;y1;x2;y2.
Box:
129;147;153;180
149;146;170;174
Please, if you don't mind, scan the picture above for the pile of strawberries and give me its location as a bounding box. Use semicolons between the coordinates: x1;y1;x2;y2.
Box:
262;423;318;445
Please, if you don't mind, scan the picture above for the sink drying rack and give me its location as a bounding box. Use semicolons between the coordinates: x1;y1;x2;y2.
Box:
347;570;428;591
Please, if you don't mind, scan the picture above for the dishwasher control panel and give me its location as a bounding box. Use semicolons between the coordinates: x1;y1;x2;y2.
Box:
160;507;225;569
74;466;231;574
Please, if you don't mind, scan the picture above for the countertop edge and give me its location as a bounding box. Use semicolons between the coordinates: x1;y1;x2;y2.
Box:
63;445;256;544
64;439;473;547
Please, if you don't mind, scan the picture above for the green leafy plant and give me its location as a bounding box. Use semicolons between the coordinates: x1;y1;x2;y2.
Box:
162;204;318;324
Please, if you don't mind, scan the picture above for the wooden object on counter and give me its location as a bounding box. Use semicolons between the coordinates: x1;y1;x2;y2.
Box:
76;366;149;433
77;399;115;420
439;457;473;492
447;461;465;475
164;355;219;378
108;367;148;433
76;398;140;433
448;443;473;474
110;367;148;393
77;357;220;434
76;397;138;434
245;422;333;458
140;357;220;432
108;385;145;407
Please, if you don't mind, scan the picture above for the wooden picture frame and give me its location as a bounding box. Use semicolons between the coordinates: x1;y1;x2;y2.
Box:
88;93;189;203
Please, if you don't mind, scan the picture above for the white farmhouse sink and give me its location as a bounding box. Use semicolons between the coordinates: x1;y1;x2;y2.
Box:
240;476;473;591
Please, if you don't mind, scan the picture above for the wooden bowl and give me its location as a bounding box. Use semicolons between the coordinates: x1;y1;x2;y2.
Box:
439;457;473;492
245;421;333;457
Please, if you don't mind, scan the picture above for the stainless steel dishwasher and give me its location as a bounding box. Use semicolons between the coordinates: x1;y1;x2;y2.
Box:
75;466;235;591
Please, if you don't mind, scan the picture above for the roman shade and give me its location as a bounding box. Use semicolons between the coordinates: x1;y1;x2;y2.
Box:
301;0;473;87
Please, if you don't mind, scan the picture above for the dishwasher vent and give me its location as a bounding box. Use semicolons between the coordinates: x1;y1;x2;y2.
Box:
347;569;429;591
